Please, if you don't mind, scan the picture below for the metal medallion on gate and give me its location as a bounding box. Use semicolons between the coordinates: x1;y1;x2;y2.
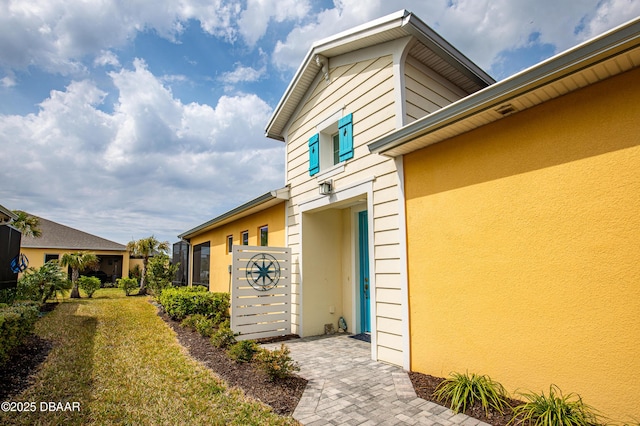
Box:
245;253;281;291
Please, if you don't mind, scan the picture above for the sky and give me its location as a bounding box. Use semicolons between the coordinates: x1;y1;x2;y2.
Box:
1;0;639;249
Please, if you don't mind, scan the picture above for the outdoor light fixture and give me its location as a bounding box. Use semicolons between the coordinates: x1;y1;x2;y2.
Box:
319;179;333;195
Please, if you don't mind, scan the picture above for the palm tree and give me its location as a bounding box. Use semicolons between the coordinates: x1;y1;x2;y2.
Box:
127;236;170;295
60;251;100;298
19;261;72;303
11;210;42;238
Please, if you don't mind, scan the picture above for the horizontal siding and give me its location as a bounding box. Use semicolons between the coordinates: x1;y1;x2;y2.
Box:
377;316;403;335
376;273;402;289
378;330;403;350
378;345;403;366
377;301;402;319
404;59;467;123
377;287;403;304
285;52;406;365
375;243;401;259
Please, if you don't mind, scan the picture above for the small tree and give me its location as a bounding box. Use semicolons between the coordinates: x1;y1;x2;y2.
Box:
60;251;100;299
145;253;178;296
18;261;72;303
126;236;169;295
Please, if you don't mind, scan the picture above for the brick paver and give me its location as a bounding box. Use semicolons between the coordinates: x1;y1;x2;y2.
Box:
263;335;492;425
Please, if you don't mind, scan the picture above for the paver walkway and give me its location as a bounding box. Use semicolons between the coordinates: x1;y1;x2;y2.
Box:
264;335;491;426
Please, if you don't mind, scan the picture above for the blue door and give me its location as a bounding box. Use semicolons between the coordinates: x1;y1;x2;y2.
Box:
358;211;371;333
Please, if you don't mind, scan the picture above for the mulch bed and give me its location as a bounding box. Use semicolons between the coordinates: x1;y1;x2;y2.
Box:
409;371;524;426
0;334;53;401
158;310;307;416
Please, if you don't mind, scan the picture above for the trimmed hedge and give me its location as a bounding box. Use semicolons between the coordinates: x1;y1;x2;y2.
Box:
159;287;230;323
0;302;40;367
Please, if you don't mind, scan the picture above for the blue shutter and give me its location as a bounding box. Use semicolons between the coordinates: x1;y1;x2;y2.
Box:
308;133;319;176
338;113;353;162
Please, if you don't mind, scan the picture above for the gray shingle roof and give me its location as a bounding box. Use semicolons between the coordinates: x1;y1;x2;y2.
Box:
20;215;126;251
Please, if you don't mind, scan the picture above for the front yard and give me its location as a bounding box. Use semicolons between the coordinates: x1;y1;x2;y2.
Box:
0;288;298;425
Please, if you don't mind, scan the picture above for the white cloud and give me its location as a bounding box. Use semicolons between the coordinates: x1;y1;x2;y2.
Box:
94;50;121;68
1;74;17;88
581;0;640;41
0;0;243;76
0;60;283;245
219;64;265;85
238;0;311;46
270;0;640;77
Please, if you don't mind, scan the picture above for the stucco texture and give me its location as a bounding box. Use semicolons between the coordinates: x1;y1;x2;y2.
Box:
403;67;640;420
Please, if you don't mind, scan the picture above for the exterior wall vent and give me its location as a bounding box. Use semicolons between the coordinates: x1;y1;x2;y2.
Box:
496;104;517;116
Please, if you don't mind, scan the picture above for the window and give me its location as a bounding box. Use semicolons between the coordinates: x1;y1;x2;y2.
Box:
332;133;340;165
44;254;59;263
259;226;268;246
226;235;233;253
309;113;353;176
192;242;210;287
241;230;249;245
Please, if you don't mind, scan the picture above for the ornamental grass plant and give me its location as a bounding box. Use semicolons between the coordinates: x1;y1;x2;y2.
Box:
433;371;509;415
509;385;601;426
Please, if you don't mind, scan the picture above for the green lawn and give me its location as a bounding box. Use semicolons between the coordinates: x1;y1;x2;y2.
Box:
0;288;299;426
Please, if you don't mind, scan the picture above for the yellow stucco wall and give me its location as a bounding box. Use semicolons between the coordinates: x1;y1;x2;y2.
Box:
404;67;640;420
20;248;130;280
189;202;285;293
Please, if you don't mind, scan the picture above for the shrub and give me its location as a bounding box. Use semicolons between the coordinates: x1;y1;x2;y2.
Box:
257;344;300;381
180;314;216;337
509;385;600;426
227;340;260;363
78;275;101;298
17;261;72;303
210;323;237;349
158;287;229;323
117;277;139;296
0;302;39;367
433;371;508;415
181;314;207;330
0;288;17;305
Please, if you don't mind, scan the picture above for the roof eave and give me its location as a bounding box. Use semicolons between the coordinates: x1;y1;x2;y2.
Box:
369;16;640;156
178;186;289;240
0;204;17;222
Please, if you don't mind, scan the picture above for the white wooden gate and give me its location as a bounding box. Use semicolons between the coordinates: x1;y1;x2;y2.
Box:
230;245;291;341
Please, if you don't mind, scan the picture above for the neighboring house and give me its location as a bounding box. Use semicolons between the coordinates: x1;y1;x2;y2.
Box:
178;188;288;293
20;215;130;284
178;10;639;419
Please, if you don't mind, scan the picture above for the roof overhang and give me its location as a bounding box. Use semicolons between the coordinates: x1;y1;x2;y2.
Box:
0;204;17;223
369;17;640;157
265;9;494;141
178;187;290;240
